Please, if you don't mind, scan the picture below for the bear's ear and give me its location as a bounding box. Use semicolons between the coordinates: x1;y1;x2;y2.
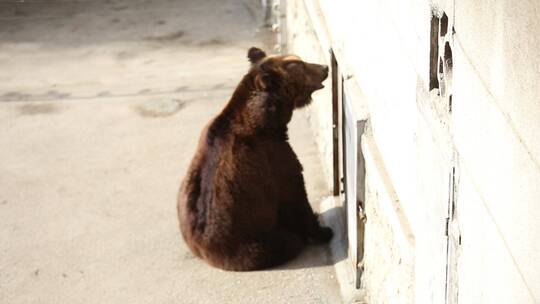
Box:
254;61;280;90
247;47;267;64
254;73;271;90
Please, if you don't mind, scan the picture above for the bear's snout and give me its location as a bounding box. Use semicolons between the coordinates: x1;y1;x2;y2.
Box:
314;64;329;81
311;64;329;90
321;65;329;78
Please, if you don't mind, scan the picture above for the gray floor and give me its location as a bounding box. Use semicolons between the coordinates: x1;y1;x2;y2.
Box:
0;1;341;303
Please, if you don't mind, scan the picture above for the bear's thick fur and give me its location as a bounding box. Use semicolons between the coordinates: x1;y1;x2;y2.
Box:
177;47;332;271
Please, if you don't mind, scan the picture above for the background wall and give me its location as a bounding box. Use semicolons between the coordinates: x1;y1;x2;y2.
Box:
286;0;540;303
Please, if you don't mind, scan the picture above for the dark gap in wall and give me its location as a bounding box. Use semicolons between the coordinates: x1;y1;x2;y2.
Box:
449;94;453;113
429;14;440;91
439;57;444;76
330;49;340;196
440;12;448;37
444;41;453;72
438;57;445;96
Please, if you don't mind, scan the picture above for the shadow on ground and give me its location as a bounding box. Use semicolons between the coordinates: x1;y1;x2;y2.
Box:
0;0;267;47
273;207;348;270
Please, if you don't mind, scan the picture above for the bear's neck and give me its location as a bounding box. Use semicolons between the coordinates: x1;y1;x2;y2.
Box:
211;74;289;141
224;74;254;116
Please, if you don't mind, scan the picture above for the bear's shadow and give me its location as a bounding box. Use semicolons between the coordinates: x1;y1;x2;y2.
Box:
272;206;348;270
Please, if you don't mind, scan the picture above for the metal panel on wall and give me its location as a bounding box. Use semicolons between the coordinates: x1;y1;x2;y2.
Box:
342;80;367;289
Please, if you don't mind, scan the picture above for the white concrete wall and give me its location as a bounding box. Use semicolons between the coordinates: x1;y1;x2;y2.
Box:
286;0;540;303
452;1;540;302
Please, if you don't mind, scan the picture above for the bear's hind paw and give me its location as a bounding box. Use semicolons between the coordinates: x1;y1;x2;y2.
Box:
308;226;333;244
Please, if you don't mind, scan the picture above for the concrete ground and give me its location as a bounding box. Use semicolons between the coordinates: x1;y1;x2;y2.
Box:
0;0;341;303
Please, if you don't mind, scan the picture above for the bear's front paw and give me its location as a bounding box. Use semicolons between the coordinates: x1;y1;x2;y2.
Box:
309;226;333;244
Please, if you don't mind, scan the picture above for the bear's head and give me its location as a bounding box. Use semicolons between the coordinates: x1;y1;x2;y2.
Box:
247;47;329;109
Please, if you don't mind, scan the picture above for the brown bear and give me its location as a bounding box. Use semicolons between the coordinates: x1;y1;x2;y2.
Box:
177;47;332;271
